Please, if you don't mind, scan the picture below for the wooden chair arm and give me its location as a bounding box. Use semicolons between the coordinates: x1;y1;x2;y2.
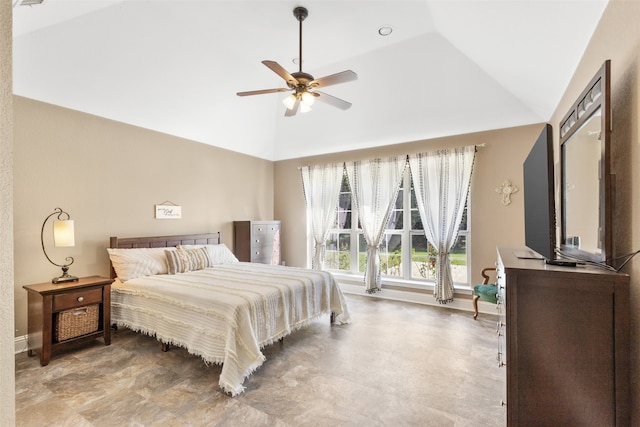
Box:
480;267;497;284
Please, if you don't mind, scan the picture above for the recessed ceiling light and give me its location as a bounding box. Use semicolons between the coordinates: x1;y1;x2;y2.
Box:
378;26;393;36
293;58;302;65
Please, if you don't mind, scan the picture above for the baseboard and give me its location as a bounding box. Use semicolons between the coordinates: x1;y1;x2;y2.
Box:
15;334;28;355
339;283;498;316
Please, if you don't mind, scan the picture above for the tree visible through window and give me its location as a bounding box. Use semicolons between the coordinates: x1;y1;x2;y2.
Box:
324;168;470;285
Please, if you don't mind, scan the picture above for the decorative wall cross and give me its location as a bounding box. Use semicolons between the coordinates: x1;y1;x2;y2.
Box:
495;180;518;205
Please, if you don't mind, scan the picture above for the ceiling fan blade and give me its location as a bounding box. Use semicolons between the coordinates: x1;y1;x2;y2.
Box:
284;98;300;117
314;91;352;110
309;70;357;88
236;88;290;97
262;60;299;86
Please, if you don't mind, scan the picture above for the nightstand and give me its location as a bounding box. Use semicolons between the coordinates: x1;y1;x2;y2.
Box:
23;276;114;366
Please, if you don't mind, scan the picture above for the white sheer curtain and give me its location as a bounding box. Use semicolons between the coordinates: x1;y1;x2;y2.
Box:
409;146;475;303
301;164;344;270
345;157;406;293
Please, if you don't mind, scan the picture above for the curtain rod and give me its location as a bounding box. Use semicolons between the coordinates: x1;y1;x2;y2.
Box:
298;143;486;169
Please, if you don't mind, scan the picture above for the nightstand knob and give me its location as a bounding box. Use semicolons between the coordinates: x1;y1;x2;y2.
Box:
77;296;84;302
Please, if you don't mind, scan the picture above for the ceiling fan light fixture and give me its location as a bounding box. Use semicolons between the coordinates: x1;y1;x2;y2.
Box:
301;91;315;107
283;93;297;110
238;6;357;117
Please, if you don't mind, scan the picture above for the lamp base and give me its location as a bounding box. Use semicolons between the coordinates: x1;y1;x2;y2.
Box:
52;274;79;284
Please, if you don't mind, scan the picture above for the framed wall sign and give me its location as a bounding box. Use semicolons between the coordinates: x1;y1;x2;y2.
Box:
155;203;182;219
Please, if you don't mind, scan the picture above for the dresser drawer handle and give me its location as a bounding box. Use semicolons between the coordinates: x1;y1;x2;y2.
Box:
497;351;506;367
77;296;84;302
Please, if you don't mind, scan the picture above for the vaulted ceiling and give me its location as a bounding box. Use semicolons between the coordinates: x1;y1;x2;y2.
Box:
13;0;608;161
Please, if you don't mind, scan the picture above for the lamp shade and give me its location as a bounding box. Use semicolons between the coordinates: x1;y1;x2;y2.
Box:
282;93;297;110
300;103;312;113
300;91;315;107
53;219;75;247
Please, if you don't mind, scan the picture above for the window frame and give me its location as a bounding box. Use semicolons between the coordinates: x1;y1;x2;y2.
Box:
317;167;471;288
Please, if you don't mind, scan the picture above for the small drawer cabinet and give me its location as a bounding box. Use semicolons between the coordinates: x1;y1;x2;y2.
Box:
23;276;114;366
233;220;281;265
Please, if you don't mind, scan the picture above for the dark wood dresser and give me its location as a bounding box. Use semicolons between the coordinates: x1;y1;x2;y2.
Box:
23;276;114;366
496;247;629;426
233;220;281;265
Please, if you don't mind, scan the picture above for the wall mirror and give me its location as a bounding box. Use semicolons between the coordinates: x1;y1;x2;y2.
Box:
559;60;611;264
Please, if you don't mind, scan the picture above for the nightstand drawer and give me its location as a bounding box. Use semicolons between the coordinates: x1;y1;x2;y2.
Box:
53;288;103;312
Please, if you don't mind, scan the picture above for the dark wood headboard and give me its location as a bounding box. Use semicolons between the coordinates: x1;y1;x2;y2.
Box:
109;232;221;278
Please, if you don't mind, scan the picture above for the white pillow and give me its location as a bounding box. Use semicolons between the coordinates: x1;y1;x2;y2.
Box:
177;243;239;265
107;247;176;282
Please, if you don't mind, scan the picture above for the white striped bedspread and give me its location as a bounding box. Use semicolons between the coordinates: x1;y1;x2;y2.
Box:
111;262;351;396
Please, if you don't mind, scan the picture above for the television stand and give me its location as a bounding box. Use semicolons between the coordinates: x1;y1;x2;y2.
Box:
497;247;629;426
545;259;577;267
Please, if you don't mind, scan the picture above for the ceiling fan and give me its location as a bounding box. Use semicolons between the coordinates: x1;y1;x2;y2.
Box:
236;6;357;117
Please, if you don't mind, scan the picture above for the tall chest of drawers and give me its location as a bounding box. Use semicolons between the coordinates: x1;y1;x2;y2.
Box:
233;220;281;265
496;247;630;426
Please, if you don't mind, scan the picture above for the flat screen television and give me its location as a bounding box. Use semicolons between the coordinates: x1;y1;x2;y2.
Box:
522;123;556;260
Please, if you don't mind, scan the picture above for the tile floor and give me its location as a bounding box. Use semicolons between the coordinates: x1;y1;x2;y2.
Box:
15;294;504;426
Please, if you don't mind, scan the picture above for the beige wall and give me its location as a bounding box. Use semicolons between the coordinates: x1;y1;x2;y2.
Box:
13;96;275;338
548;0;640;421
1;0;15;424
274;123;545;285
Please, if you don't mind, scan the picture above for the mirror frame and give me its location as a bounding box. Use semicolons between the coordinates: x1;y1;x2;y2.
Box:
559;60;611;264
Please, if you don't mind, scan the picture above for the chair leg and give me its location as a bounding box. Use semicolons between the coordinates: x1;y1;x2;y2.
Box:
472;295;480;320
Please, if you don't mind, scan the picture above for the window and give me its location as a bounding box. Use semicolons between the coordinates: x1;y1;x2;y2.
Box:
324;167;470;286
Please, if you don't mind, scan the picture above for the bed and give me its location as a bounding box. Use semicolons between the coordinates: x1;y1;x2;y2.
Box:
108;232;350;396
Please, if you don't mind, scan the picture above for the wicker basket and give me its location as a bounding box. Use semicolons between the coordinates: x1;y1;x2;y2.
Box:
55;304;99;342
